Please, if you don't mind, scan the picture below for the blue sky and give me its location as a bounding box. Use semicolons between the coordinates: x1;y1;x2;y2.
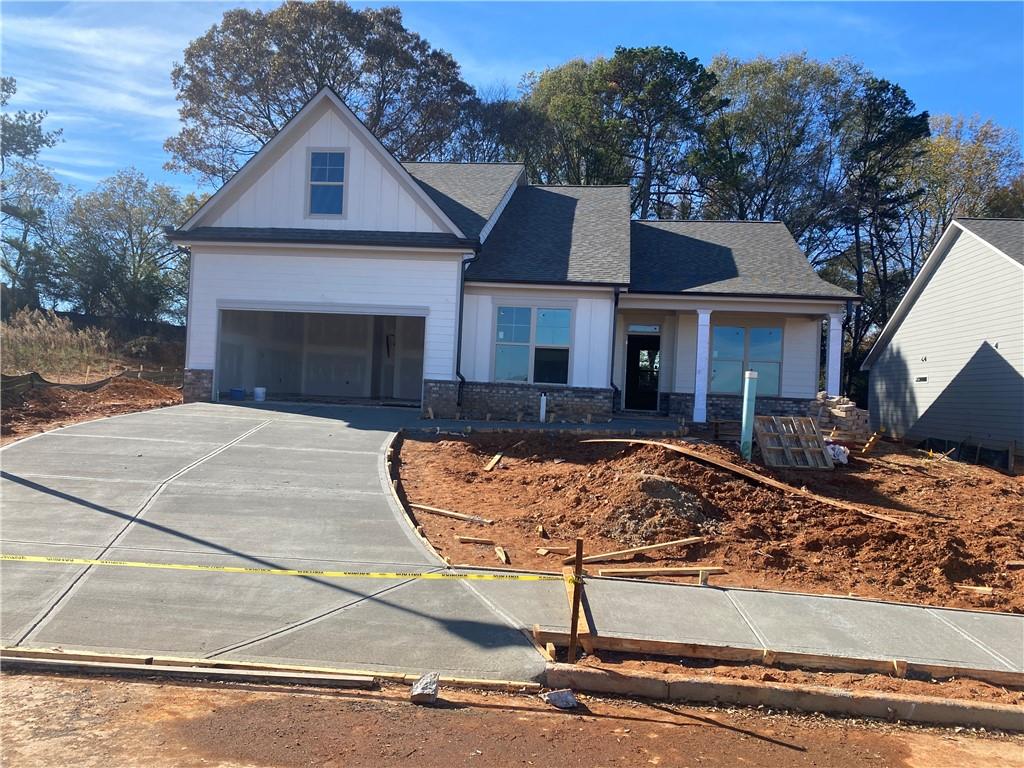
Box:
3;1;1022;195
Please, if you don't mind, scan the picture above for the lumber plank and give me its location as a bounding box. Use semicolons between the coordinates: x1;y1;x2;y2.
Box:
484;453;503;471
456;536;495;545
562;536;705;566
954;584;994;595
537;546;570;555
597;566;726;577
532;629;1024;689
409;503;493;525
1005;561;1024;569
562;565;593;654
494;546;510;565
580;438;905;524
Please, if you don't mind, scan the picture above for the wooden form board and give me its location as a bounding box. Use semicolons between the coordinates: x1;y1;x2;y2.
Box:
754;416;834;470
531;628;1024;689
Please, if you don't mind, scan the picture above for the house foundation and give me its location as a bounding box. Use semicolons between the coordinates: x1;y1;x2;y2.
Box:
423;380;614;423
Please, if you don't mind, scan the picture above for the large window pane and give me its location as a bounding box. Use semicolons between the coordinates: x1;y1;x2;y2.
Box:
310;184;343;214
712;326;744;361
534;347;569;384
496;306;531;343
710;360;742;393
495;344;529;382
535;308;571;346
749;327;782;362
750;361;780;396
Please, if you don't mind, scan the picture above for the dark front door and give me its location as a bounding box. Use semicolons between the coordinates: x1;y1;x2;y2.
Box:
625;334;661;411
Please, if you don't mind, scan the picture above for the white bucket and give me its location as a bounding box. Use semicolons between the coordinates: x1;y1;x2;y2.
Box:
253;387;267;402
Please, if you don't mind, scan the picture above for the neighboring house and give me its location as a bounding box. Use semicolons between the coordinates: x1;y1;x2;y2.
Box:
169;87;856;423
861;218;1024;456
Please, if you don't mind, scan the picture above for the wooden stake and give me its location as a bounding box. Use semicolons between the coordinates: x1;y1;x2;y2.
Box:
562;536;704;566
567;538;584;664
494;546;510;565
537;524;548;539
484;452;503;471
409;503;493;525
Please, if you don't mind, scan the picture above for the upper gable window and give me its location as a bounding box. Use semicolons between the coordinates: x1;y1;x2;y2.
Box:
308;151;345;216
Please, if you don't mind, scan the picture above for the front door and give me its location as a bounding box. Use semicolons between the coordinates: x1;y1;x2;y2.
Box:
625;334;661;411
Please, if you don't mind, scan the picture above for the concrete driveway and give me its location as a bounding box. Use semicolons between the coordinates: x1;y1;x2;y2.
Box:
0;402;547;681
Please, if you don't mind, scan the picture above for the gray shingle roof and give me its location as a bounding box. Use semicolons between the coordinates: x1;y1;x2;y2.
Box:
629;220;857;299
468;186;631;285
402;162;524;240
166;227;475;250
955;218;1024;266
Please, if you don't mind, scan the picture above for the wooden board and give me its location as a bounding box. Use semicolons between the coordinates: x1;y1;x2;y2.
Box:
409;503;493;525
597;566;726;577
562;567;594;654
456;536;494;545
754;416;834;470
563;536;705;566
494;546;510;565
580;438;907;525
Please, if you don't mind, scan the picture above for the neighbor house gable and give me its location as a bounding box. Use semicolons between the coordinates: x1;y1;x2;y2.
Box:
862;219;1024;370
180;88;465;237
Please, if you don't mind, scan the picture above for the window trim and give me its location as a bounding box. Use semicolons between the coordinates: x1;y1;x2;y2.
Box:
492;303;574;386
709;323;784;396
305;147;349;219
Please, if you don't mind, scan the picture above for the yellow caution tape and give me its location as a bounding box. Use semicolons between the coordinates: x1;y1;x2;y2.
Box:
0;553;563;582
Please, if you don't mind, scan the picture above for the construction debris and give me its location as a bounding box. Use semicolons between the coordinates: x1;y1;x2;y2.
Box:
754;416;833;469
597;566;726;578
410;503;493;525
811;392;870;443
539;688;578;709
410;671;440;705
953;584;995;595
456;536;494;545
494;546;510;565
563;536;704;566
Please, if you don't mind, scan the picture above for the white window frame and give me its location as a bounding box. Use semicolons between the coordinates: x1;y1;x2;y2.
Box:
709;324;784;396
306;147;348;219
492;304;574;386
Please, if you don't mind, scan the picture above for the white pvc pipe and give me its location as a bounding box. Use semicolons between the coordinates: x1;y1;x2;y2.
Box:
539;392;547;424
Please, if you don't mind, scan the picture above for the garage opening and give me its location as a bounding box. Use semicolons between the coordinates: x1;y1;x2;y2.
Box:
216;310;425;403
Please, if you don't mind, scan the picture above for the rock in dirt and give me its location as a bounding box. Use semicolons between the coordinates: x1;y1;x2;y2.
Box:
539;689;578;709
410;672;440;705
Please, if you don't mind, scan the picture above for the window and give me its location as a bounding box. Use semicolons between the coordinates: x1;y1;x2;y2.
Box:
309;151;345;215
710;325;782;396
495;306;571;385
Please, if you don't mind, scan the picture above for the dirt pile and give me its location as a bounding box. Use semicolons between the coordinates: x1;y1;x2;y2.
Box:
1;378;181;442
399;433;1024;612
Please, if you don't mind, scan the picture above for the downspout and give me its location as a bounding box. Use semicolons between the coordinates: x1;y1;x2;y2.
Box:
609;286;621;409
455;249;479;407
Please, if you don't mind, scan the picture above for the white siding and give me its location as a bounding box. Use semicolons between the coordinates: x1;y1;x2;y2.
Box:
208;102;444;233
673;314;697;393
187;247;461;382
781;317;821;399
870;232;1024;447
461;286;614;387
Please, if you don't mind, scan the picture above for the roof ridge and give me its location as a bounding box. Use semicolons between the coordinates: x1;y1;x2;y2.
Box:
402;160;526;166
955;216;1024;222
530;184;630;189
635;218;784;224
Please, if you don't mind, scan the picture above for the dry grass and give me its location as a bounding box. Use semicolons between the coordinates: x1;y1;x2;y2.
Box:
1;309;112;377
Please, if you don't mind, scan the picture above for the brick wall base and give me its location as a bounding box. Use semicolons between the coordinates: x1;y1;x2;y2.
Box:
423;379;614;423
183;369;214;403
665;392;815;421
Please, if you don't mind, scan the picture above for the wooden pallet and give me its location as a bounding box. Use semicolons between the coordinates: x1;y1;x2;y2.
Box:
754;416;834;469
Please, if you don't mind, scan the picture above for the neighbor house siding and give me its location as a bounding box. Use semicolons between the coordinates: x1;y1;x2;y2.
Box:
186;247;463;385
460;285;614;388
208;102;444;233
869;231;1024;447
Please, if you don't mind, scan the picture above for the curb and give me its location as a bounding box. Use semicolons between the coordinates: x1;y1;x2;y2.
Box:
546;663;1024;732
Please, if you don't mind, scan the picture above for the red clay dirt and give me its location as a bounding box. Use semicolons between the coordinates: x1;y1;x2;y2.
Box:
3;672;1022;768
1;378;182;445
397;433;1024;613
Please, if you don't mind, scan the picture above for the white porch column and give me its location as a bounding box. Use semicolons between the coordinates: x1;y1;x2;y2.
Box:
693;309;712;423
826;312;844;396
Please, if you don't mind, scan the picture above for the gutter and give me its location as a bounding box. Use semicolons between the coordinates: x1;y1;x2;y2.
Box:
455;250;480;407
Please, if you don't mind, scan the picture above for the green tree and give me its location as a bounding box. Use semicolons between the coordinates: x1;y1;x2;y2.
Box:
692;55;862;265
165;0;475;184
58;169;188;321
0;77;62;174
593;47;725;219
836;78;930;389
985;173;1024;218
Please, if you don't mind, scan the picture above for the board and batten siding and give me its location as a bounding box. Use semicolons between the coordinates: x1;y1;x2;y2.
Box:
186;247;463;382
869;231;1024;447
208;101;444;233
460;286;615;388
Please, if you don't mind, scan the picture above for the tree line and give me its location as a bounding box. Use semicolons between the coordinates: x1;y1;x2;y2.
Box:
3;0;1022;394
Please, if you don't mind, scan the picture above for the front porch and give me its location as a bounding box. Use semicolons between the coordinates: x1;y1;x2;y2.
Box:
613;294;846;424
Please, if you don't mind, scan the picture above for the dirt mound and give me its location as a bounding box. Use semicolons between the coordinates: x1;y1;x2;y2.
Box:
399;433;1024;612
1;377;181;442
